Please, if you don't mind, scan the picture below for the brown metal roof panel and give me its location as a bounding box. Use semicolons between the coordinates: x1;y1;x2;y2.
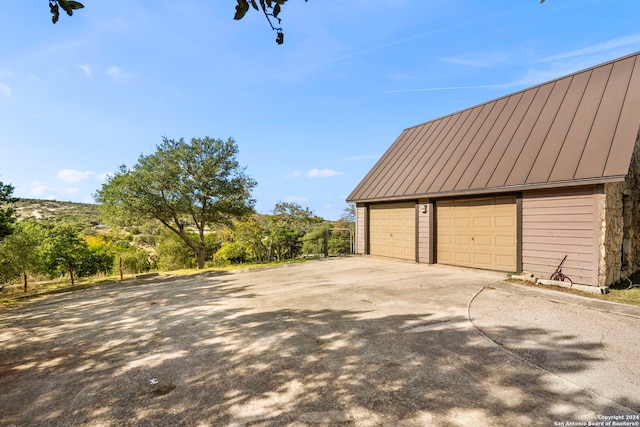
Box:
398;112;463;195
525;72;590;184
406;106;478;195
506;78;571;186
455;93;523;190
489;82;555;188
605;56;640;177
550;65;612;181
356;125;422;200
471;88;539;189
432;103;496;192
575;58;634;179
384;117;444;197
441;97;508;192
346;128;412;200
369;118;449;199
370;123;431;198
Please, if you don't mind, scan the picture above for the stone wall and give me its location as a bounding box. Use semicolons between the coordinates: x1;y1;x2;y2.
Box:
600;134;640;286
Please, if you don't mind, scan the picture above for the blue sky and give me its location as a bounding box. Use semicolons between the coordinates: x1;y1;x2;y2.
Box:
2;1;640;220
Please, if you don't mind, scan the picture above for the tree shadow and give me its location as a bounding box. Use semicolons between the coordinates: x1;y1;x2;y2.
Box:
0;272;635;426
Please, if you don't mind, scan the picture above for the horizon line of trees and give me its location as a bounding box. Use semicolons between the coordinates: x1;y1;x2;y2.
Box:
1;136;355;287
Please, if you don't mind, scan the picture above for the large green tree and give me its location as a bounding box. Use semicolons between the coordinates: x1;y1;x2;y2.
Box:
0;181;17;240
95;136;257;269
48;0;305;44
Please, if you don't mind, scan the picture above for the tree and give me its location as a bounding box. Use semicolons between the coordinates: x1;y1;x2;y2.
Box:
39;225;89;284
264;202;322;261
0;221;45;285
48;0;307;44
95;136;257;269
0;181;18;240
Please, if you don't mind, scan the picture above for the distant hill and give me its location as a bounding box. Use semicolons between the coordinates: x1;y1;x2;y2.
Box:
11;199;103;230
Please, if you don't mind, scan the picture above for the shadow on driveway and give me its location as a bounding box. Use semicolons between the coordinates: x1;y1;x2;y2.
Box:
0;258;634;426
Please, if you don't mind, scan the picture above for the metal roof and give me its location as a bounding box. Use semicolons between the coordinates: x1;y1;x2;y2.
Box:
348;52;640;203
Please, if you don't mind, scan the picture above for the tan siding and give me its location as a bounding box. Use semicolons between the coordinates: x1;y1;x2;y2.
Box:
355;205;366;254
522;187;599;286
417;201;431;263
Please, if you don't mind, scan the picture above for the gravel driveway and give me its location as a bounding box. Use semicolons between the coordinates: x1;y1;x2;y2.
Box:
0;257;637;426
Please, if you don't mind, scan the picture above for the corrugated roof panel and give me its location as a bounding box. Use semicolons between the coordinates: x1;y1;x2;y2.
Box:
430;104;493;192
406;106;478;195
347;129;410;200
548;66;608;182
605;56;640;176
488;82;554;188
507;78;571;186
400;112;462;195
576;58;634;179
455;94;522;191
525;73;588;184
347;52;640;203
357;126;420;200
440;98;507;192
375;123;424;198
385;118;443;197
471;88;539;189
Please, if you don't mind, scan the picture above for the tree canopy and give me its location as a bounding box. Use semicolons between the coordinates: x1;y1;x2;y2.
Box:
95;136;257;269
0;181;17;240
48;0;306;44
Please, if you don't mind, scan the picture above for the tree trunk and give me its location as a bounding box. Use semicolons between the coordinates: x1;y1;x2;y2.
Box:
196;246;206;269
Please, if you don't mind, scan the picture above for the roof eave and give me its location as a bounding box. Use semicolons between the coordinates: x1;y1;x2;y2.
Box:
346;176;626;203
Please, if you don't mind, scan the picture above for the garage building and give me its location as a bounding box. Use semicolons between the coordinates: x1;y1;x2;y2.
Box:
347;52;640;289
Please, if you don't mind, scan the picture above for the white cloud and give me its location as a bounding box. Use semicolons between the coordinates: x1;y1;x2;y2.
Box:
541;33;640;62
284;170;303;179
78;64;92;77
308;168;344;178
28;182;79;199
438;52;507;68
56;169;95;184
0;83;11;97
106;66;122;79
96;172;111;181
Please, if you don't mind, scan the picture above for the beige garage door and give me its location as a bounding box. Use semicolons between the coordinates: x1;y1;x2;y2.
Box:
437;196;516;271
369;203;416;261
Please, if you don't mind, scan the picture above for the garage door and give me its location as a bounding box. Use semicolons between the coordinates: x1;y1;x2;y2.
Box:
369;203;416;261
437;196;516;271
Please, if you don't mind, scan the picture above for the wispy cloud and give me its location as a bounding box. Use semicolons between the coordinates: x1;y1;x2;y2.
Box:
541;33;640;62
28;182;79;199
284;170;303;179
0;83;11;97
379;84;511;94
106;66;122;79
438;51;507;68
308;168;344;178
56;169;95;184
78;64;92;77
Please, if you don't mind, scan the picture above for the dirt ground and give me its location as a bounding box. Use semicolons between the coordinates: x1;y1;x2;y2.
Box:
0;257;637;426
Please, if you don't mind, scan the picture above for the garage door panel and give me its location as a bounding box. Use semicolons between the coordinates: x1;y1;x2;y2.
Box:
369;204;416;261
437;196;516;271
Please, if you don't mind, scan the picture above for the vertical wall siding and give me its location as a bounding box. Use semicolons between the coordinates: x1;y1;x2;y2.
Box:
355;205;366;254
522;187;599;286
417;200;431;263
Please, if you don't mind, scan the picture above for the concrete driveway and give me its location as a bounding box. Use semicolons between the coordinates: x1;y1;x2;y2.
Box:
0;257;638;426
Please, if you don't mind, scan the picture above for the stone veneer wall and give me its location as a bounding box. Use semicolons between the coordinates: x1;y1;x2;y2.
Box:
600;134;640;286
